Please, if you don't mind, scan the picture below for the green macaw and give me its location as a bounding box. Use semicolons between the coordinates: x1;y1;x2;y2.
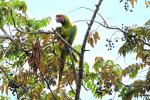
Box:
55;14;77;88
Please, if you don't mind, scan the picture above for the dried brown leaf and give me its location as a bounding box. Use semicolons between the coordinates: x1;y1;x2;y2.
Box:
1;84;4;94
92;31;100;44
88;37;94;48
130;0;137;8
5;84;8;95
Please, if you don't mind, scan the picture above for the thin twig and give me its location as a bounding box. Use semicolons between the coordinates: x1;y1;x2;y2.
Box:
138;68;149;74
82;84;88;91
73;20;127;34
140;39;150;47
10;8;23;33
0;66;10;81
117;80;130;87
69;84;76;95
67;7;108;26
114;55;121;62
45;79;57;100
75;0;103;100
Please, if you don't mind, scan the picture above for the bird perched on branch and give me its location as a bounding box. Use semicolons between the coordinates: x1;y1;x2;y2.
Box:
55;14;77;88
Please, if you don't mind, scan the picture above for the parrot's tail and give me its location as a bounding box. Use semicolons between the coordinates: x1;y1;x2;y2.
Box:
72;52;78;62
58;51;66;90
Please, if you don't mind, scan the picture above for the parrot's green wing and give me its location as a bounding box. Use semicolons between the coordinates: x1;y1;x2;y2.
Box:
68;25;77;45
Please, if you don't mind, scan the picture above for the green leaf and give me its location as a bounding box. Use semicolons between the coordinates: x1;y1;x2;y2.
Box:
45;94;52;100
87;81;90;88
28;77;35;84
84;62;89;74
93;63;99;72
68;90;75;97
0;96;5;100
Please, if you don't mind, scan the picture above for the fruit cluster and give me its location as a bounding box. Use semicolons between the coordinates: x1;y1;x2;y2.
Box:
119;0;133;12
95;79;113;96
9;80;20;96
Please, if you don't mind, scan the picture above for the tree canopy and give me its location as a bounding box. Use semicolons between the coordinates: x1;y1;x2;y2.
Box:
0;0;150;100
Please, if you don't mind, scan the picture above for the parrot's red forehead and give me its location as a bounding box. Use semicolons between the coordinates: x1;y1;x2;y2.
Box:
56;15;63;17
56;15;64;19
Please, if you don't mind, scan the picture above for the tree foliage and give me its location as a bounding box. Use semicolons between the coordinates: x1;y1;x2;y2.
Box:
0;0;150;100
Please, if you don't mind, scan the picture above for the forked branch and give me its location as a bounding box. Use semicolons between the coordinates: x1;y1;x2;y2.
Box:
75;0;103;99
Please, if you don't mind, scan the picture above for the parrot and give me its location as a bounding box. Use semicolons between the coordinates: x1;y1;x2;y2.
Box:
55;14;77;88
56;14;77;45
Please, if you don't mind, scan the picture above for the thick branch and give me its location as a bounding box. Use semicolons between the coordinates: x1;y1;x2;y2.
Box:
1;28;9;35
1;28;80;56
0;35;13;40
31;30;54;34
0;28;14;40
75;0;103;100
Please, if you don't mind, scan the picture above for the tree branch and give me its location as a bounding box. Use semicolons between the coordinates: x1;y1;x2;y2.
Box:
69;84;76;96
45;79;57;100
0;27;14;40
73;20;127;34
0;66;10;81
68;7;108;26
10;8;23;33
0;35;13;40
117;80;130;87
141;39;150;47
75;0;103;100
1;27;9;35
